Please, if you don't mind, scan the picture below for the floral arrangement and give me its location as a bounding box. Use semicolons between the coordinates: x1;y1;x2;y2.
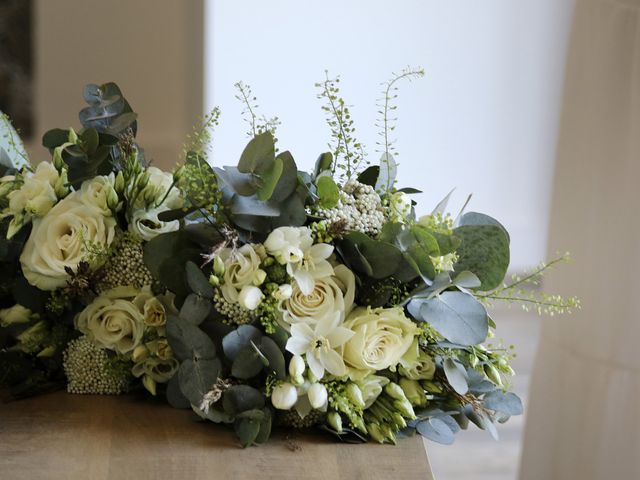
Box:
0;72;578;447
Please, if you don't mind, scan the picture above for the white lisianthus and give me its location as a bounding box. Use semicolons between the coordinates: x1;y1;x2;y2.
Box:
144;167;183;209
279;264;355;329
271;382;298;410
78;174;119;216
388;191;412;223
74;287;145;355
218;245;266;304
285;312;354;380
398;338;436;380
0;304;33;327
342;307;419;380
238;285;263;310
131;287;172;328
357;374;390;408
20;192;116;290
129;207;180;241
264;226;334;295
8;162;61;219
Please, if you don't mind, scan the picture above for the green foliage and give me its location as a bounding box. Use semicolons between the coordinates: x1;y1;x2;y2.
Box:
316;175;340;209
79;83;138;136
234;81;281;141
316;73;367;182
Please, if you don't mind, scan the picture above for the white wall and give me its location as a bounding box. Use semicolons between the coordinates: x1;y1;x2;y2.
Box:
205;0;574;270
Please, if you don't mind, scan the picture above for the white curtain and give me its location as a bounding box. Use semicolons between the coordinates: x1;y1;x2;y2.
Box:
520;0;640;478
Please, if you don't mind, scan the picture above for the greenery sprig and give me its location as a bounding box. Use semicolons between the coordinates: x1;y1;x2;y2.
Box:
234;82;281;143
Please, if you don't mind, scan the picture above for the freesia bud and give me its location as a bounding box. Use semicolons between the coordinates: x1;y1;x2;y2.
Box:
142;375;157;396
0;304;32;327
132;345;150;363
399;378;427;407
288;355;305;384
213;256;225;277
37;345;56;358
346;383;365;408
271;382;298;410
238;285;263;310
384;382;408;403
273;284;292;301
327;412;343;433
253;269;267;286
367;422;385;443
484;364;503;386
114;171;125;194
107;188;120;211
308;383;328;409
209;275;220;287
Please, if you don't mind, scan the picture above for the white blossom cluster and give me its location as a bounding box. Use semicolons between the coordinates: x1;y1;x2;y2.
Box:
213;291;254;325
315;180;385;235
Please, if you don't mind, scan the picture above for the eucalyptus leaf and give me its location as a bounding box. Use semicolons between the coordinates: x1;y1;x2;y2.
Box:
432;188;455;215
166;315;216;361
357;165;379;187
259;336;286;379
416;417;455;445
222;325;262;361
238;132;275;175
375;152;397;192
231;346;264;379
256;155;283;201
222;385;265;415
483;390;523;416
443;358;469;395
185;261;213;298
180;293;212;326
178;357;221;406
235;416;262;448
314;152;333;177
166;375;191;409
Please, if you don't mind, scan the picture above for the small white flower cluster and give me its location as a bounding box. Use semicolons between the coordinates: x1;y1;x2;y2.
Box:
213;291;254;326
315;180;385;235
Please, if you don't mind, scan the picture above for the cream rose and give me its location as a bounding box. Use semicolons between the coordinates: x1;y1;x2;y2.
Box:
20;192;116;290
132;288;170;327
218;244;266;304
342;307;419;380
78;174;118;216
74;287;145;355
0;304;33;327
279;264;355;329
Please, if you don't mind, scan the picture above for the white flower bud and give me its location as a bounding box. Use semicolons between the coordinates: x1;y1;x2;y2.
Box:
0;304;33;327
327;412;343;433
132;345;150;363
273;283;293;301
288;355;305;384
238;285;263;310
213;256;225;277
308;383;328;409
142;374;157;396
253;269;267;286
346;383;365;408
271;382;298;410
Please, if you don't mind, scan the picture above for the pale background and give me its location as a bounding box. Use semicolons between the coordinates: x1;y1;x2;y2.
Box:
24;1;578;478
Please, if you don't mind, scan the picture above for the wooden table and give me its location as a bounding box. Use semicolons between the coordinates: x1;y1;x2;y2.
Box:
0;392;434;480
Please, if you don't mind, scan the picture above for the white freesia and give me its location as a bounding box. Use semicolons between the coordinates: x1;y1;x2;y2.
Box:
20;192;116;290
271;382;298;410
307;383;328;409
285;312;354;380
264;226;334;294
279;264;355;329
218;244;266;304
238;285;263;310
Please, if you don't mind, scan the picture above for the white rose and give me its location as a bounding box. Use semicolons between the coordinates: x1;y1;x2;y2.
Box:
75;287;145;355
129;207;179;241
264;226;313;265
0;304;33;327
399;338;436;380
20;192;116;290
279;264;355;329
219;245;266;304
78;174;118;216
132;288;169;327
342;307;420;380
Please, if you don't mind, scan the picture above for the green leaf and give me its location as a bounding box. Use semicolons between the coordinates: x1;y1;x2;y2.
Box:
453;271;482;289
341;232;403;279
314;152;333;177
166;375;191;409
185;261;213;299
222;325;262;361
256;155;283;201
42;128;70;149
416;418;455;445
408;291;488;345
457;212;510;243
231;345;265;379
453;224;510;291
254;408;273;444
238;132;275;175
316;175;340;209
234;416;261;448
179;293;212;326
270;151;299;202
79;128;99;155
222;385;265;415
259;336;286;379
443;358;469;395
166;315;216;361
357;166;379;187
178;357;221;406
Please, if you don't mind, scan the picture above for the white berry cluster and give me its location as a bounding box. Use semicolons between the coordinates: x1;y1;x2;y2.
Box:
213;291;254;326
63;336;129;395
98;234;154;292
315;180;385;235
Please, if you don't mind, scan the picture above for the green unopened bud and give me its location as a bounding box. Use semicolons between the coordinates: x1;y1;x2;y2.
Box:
346;383;365;408
0;304;33;327
351;415;367;434
142;375;157;396
253;269;267;286
52;146;65;170
137;171;150;189
469;353;479;368
213;256;225;277
107;188;120;211
367;422;386;443
114;171;125;194
502;365;516;376
381;424;397;445
391;411;407;429
7;214;24;239
132;345;150;363
209;275;220;287
484;364;503;386
54;170;70;198
399;378;427;407
393;399;416;420
143;186;158;205
421;380;443;394
37;345;56;358
327;412;343;433
384;382;408;403
173;165;186;182
67;127;78;144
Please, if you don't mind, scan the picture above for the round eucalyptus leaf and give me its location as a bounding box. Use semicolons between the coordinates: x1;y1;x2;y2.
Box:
178;357;221;406
222;385;265;416
443;358;469;395
180;293;212;325
222;325;262;361
416;418;455;445
185;261;213;299
166;314;216;361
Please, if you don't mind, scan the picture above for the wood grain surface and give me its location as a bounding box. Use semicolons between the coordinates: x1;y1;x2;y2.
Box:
0;391;434;480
